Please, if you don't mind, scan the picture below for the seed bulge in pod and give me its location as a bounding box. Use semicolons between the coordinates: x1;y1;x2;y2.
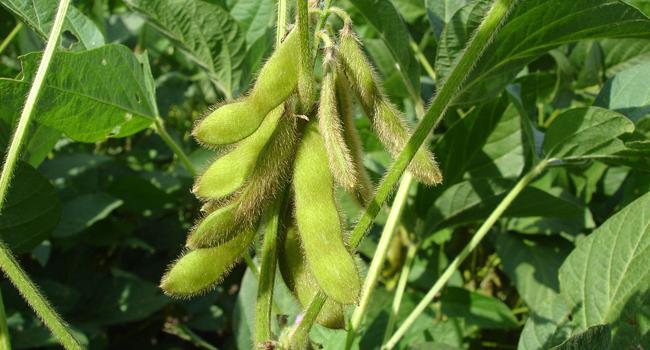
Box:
293;121;361;304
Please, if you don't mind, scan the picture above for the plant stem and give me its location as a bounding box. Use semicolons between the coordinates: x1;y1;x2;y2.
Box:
255;196;283;345
409;39;436;83
0;0;82;348
382;242;418;344
290;0;517;343
243;253;260;278
296;0;313;113
0;288;10;350
345;173;414;349
0;23;22;56
153;117;196;177
0;242;81;349
289;291;326;350
276;0;287;46
382;160;548;349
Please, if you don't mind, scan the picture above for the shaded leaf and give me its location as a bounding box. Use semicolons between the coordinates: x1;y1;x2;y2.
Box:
0;162;61;253
594;61;650;121
550;324;611;350
446;0;650;105
441;287;518;330
125;0;246;97
425;0;468;40
53;193;123;238
1;0;104;49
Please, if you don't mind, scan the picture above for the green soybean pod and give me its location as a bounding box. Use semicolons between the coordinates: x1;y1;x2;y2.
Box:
318;48;357;193
194;106;284;200
161;226;256;297
187;113;299;249
338;25;442;186
279;226;345;329
193;29;300;146
293;121;361;305
335;70;373;206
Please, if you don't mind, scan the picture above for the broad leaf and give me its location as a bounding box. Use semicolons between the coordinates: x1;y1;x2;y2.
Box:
1;0;104;50
0;162;61;253
230;0;275;45
425;0;468;40
425;178;584;230
0;45;156;142
558;192;650;348
53;193;123;238
125;0;246;98
441;0;650;105
550;324;611;350
542;107;634;160
600;38;650;78
441;287;518;330
496;234;571;311
594;61;650;121
348;0;421;97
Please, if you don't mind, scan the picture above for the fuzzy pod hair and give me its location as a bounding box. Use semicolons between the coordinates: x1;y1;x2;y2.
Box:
293;120;361;305
193;106;284;200
187;112;300;249
193;28;299;146
337;24;443;186
278;226;346;329
335;69;374;206
160;226;256;298
317;48;358;193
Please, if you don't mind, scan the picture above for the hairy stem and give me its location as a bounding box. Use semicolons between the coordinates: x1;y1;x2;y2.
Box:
0;1;82;348
383;160;548;349
0;22;22;56
345;173;414;349
296;0;313;113
255;196;283;345
382;242;418;344
291;0;517;343
276;0;288;46
0;288;10;350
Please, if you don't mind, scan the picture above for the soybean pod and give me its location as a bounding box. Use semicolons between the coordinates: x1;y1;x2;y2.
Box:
293;121;361;305
338;25;442;186
194;29;299;146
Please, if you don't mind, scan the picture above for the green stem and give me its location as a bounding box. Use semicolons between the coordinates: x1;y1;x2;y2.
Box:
345;173;414;349
153;117;196;177
0;0;82;348
409;39;436;83
382;242;418;344
0;288;10;350
289;290;326;350
296;0;313;113
290;0;517;342
276;0;287;46
255;196;283;346
243;253;260;278
0;243;81;349
0;23;22;56
383;160;548;349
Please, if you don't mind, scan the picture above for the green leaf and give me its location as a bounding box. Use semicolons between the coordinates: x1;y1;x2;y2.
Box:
434;98;521;185
125;0;246;97
440;287;518;330
521;193;650;349
0;45;156;142
557;192;650;348
550;324;612;350
425;178;584;230
599;38;650;78
594;61;650;121
542;107;634;160
230;0;275;45
425;0;468;39
348;0;421;97
52;193;123;238
0;162;61;253
448;0;650;105
0;0;104;50
496;234;572;311
82;270;169;325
